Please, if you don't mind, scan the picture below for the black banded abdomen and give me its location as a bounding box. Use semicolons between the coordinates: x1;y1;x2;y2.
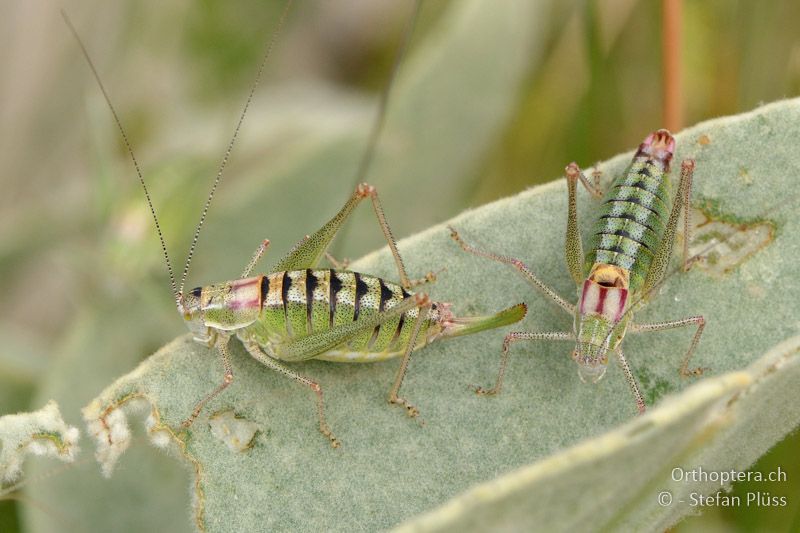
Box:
249;269;440;361
585;158;674;291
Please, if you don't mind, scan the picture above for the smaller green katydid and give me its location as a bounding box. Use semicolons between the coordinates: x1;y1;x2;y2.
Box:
451;129;706;413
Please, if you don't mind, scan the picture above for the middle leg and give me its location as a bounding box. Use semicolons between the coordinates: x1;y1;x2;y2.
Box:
475;331;573;395
387;294;432;419
630;314;707;377
241;239;271;278
242;339;340;448
615;347;646;414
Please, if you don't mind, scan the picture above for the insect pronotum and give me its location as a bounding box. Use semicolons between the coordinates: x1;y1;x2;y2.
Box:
450;129;706;413
63;2;525;447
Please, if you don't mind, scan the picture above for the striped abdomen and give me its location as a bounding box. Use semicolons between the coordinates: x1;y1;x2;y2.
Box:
585;131;675;292
246;269;442;362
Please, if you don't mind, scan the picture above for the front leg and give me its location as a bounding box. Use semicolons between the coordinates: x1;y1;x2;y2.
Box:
182;335;235;428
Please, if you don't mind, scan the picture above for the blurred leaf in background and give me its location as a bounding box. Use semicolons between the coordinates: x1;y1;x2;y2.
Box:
0;0;798;531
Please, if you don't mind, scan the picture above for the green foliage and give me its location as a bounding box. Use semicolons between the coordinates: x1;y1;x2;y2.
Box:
75;100;800;531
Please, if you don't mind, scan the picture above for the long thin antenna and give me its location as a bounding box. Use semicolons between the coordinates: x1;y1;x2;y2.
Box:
62;10;180;302
178;0;295;297
332;0;422;256
351;0;422;189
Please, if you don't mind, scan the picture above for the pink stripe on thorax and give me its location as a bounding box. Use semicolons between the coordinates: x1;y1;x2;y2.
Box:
580;280;628;323
231;277;259;289
229;298;260;311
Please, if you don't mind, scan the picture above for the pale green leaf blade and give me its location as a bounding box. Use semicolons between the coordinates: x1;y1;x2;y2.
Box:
77;99;800;532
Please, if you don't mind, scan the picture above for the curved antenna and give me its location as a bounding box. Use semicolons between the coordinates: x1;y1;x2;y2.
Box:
178;0;295;297
332;0;422;256
351;0;422;189
62;10;179;302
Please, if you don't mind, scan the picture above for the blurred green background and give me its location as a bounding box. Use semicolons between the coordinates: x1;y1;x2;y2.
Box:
0;0;798;531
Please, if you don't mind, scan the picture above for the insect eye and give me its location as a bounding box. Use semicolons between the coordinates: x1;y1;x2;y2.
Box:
191;287;202;297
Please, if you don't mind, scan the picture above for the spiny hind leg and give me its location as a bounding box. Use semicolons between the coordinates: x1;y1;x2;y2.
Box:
564;163;588;284
475;331;573;396
241;239;271;278
449;227;574;313
182;336;235;428
274;292;421;361
615;347;646;414
678;160;699;271
242;339;340;448
387;294;432;420
271;183;368;272
357;183;445;290
322;250;430;282
272;183;434;290
643;159;697;292
321;253;440;284
630;314;707;378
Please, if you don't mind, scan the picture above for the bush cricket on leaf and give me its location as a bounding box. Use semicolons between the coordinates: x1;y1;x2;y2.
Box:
451;129;706;414
64;3;525;447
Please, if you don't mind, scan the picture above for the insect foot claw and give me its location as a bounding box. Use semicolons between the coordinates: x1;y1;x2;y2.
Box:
565;162;580;180
472;385;498;396
680;366;708;378
408;269;445;288
322;427;340;448
390;396;421;420
448;226;466;246
180;411;200;429
683;255;707;271
355;182;376;198
414;293;431;306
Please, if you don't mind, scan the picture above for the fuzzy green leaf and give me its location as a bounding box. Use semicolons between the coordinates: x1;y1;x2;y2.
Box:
77;98;800;532
0;402;79;485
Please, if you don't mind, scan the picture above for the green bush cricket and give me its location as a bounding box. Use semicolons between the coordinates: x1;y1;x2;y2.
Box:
450;129;706;413
64;4;525;447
